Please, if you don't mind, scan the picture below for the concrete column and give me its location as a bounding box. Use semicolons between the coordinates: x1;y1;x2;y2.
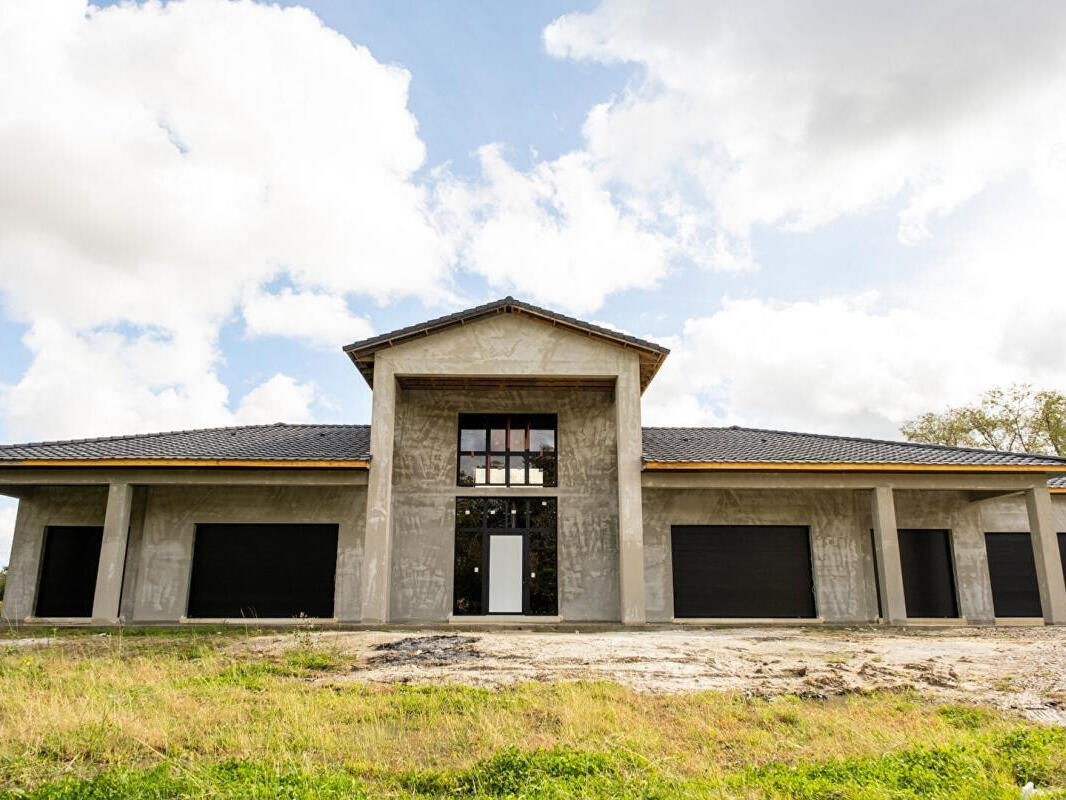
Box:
335;487;367;622
870;486;907;624
615;358;646;625
1025;485;1066;624
1;493;40;621
360;359;397;624
91;482;134;623
950;498;996;625
118;487;147;622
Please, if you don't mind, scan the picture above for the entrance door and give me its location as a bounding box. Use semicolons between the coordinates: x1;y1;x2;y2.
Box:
488;535;523;612
453;497;557;615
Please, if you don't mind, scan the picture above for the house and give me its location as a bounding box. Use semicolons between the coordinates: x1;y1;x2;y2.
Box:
2;297;1065;626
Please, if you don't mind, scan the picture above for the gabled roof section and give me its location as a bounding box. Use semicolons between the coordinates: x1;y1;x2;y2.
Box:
342;296;670;393
0;423;371;467
1051;476;1066;491
642;425;1066;471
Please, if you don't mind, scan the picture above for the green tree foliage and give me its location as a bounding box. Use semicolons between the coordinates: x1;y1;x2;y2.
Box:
901;385;1066;455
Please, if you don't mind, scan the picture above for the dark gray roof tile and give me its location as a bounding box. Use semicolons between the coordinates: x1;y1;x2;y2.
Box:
642;425;1066;468
0;423;370;462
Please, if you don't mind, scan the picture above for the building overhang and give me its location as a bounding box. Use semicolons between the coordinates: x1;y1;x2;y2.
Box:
0;458;369;469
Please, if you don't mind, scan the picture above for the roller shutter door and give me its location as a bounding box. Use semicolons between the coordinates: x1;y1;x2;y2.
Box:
35;526;103;618
671;525;816;618
898;529;958;618
985;533;1042;617
187;523;338;619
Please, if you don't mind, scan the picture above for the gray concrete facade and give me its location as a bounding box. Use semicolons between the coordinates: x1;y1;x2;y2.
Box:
2;309;1065;628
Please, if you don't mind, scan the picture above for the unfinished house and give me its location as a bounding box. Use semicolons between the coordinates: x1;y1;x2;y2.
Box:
2;297;1065;626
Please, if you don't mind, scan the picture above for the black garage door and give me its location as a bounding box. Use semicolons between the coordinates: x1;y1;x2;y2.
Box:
35;526;103;617
985;533;1042;617
671;525;816;618
187;524;338;619
899;529;958;618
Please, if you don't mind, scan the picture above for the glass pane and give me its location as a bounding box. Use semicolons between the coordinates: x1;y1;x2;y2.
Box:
530;498;557;529
458;455;480;487
485;499;507;528
508;455;526;485
488;455;506;484
490;428;507;451
459;428;486;451
455;497;483;527
531;453;557;487
527;456;544;485
530;428;555;453
509;425;526;451
528;529;558;615
452;529;483;615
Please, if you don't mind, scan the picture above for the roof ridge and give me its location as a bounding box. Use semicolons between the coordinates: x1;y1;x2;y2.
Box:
0;422;370;451
342;295;670;356
641;424;1066;464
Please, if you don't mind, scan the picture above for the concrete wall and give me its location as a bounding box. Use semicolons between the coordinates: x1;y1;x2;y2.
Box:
132;484;365;622
3;484;365;623
642;488;874;623
388;386;619;621
979;493;1066;532
2;486;108;620
641;487;1042;624
369;312;641;623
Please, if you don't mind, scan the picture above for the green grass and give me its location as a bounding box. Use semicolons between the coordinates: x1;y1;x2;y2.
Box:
0;629;1064;798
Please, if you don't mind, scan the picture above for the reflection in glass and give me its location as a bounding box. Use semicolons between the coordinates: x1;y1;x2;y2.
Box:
509;427;526;450
530;429;555;453
459;429;486;451
508;455;525;485
488;455;506;484
490;428;507;451
458;455;479;487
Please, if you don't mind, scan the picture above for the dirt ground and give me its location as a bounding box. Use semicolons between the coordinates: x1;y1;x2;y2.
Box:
242;626;1066;724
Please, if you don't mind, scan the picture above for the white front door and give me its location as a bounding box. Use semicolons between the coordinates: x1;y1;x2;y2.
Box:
488;534;523;613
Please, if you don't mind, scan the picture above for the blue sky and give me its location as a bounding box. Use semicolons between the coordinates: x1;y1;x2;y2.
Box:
2;0;1066;563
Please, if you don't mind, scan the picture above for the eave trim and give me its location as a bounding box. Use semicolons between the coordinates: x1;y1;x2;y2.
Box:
642;461;1063;473
0;459;370;469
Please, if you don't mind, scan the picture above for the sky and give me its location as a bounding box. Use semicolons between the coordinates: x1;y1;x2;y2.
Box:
2;0;1066;565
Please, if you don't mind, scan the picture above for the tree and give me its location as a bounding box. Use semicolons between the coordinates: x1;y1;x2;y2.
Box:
900;385;1066;456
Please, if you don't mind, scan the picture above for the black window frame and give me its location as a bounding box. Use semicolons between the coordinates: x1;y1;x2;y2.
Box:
456;413;557;487
453;497;558;616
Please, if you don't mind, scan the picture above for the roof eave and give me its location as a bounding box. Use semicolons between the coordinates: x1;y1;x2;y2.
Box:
642;461;1066;473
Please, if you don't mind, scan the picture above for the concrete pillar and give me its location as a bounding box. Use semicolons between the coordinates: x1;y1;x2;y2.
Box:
360;359;397;624
951;497;996;624
1;492;40;621
335;487;367;622
615;358;646;625
870;486;907;624
118;487;147;622
91;482;134;623
1025;485;1066;624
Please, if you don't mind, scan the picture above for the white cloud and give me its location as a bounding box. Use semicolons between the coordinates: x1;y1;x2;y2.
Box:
242;288;374;349
545;1;1066;248
436;146;676;314
234;373;315;425
0;0;453;441
643;192;1066;437
0;497;15;569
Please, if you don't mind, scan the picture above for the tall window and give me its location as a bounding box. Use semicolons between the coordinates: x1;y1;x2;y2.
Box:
457;413;557;487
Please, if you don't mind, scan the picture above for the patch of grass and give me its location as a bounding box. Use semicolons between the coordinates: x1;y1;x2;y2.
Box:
741;727;1066;799
937;704;997;730
0;630;1063;798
